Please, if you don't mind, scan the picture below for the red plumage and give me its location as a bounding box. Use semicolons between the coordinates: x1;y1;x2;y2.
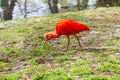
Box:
56;19;90;36
44;19;90;51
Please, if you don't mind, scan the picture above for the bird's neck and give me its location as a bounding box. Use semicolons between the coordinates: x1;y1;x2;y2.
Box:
52;33;60;38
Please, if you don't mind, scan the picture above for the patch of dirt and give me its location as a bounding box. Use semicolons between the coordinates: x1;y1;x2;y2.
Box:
0;60;30;75
114;25;120;39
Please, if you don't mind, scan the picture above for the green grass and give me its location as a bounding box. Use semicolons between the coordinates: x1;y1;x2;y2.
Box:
0;7;120;80
105;40;120;46
0;62;6;69
0;73;19;80
99;63;120;74
54;56;76;63
74;59;93;66
82;75;120;80
32;72;73;80
70;66;94;76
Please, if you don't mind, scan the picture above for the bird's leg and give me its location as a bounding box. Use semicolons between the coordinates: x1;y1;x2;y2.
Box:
74;34;83;48
61;36;70;52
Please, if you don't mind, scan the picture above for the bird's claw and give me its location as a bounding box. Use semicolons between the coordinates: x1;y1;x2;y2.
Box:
79;46;84;48
60;48;68;52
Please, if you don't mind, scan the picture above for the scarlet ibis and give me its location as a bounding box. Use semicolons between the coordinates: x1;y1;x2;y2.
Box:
44;19;90;51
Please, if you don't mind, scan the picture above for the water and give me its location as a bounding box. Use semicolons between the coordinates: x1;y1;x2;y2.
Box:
67;0;77;5
13;0;51;19
0;0;97;19
88;0;97;9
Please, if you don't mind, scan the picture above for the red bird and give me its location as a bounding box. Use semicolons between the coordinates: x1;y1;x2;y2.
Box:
44;19;90;51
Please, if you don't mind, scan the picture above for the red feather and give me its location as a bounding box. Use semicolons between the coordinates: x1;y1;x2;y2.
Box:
44;19;90;51
56;19;90;36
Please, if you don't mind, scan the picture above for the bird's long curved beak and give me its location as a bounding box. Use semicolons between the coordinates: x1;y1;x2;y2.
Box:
40;40;48;49
43;39;48;47
40;39;48;49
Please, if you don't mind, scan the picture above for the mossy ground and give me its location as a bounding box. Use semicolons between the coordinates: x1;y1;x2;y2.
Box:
0;7;120;80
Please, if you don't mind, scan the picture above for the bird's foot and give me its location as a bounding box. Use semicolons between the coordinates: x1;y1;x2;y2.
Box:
79;46;84;49
60;48;68;52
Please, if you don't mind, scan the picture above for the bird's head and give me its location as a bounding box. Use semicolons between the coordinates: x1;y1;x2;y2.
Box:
45;32;56;40
43;32;58;45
